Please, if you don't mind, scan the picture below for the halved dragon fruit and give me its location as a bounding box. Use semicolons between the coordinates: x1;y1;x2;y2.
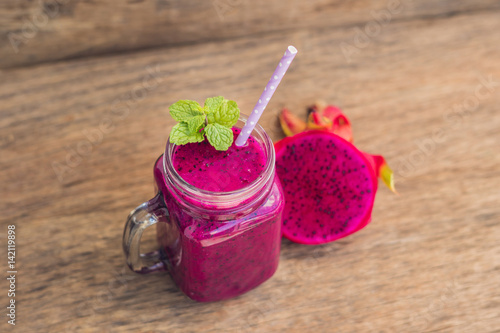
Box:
275;104;395;244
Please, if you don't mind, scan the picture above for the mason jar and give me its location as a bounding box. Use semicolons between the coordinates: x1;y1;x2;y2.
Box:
123;116;285;302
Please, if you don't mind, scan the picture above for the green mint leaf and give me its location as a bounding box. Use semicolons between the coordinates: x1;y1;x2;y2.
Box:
187;115;205;133
170;122;204;145
168;97;239;151
169;100;203;122
206;99;240;127
203;96;224;114
205;123;233;151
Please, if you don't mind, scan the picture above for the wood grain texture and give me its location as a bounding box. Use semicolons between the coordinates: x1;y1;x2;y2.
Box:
2;0;500;68
1;3;500;333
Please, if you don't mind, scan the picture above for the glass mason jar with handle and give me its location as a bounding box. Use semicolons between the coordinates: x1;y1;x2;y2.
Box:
123;116;285;302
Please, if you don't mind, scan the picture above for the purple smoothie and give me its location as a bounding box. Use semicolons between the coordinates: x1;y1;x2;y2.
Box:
154;127;284;302
173;128;267;192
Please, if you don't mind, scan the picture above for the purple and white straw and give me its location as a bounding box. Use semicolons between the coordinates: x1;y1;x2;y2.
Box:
235;45;298;146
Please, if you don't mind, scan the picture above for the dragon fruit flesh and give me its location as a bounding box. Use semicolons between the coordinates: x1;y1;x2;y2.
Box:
275;104;395;244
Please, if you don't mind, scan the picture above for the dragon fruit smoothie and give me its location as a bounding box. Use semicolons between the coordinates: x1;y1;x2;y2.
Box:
173;128;267;192
154;125;284;302
123;48;297;302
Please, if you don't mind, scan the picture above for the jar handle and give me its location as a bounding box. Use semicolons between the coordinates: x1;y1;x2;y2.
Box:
122;192;168;274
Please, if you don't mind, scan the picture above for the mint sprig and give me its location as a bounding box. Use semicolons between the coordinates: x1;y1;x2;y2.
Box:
169;97;240;151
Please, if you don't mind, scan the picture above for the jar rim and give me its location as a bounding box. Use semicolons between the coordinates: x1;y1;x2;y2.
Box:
162;115;276;206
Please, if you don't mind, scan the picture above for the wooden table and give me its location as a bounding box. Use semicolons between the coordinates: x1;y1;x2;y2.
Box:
1;1;499;332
